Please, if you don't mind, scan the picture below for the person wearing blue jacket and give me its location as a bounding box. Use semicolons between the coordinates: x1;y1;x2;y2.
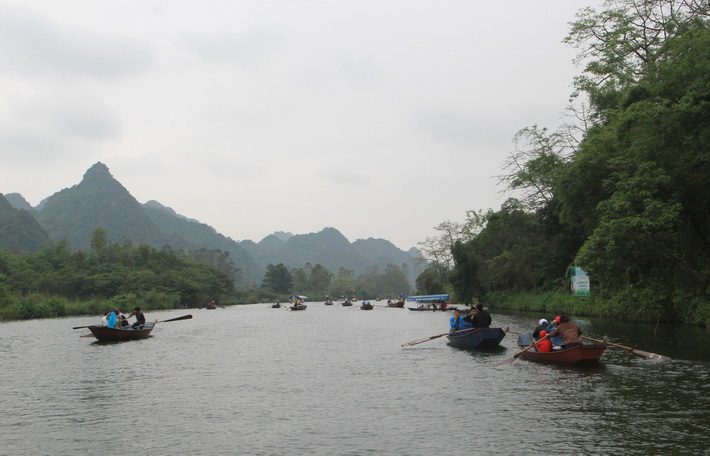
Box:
106;310;119;328
450;309;473;335
546;316;563;347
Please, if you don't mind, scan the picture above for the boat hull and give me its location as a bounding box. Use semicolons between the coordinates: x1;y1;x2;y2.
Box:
447;328;506;349
290;304;307;310
88;324;154;342
407;306;458;312
516;335;605;364
386;301;405;308
360;304;373;310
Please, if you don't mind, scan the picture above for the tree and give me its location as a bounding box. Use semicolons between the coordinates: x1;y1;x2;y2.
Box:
565;0;709;105
261;263;293;294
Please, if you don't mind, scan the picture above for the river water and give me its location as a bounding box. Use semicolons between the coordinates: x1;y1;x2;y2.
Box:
1;303;709;456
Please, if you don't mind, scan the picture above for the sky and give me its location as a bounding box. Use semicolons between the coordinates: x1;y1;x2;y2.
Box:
0;0;603;251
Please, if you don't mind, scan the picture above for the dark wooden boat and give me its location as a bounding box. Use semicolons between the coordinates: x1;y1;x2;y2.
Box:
386;300;405;308
447;328;506;349
324;300;333;305
516;334;606;364
205;305;217;310
88;323;155;342
341;301;353;307
290;304;307;311
270;303;282;308
407;306;458;312
360;303;373;310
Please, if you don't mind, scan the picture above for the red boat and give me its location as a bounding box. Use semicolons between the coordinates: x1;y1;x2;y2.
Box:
386;300;405;308
516;335;605;364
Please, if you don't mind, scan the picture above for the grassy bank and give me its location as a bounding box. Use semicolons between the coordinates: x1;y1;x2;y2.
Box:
489;291;710;327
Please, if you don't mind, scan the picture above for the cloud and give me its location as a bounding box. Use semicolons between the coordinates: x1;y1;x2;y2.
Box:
0;5;154;79
175;28;283;66
0;88;122;162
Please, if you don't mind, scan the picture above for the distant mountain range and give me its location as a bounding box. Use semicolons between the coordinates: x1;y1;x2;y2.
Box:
0;162;422;285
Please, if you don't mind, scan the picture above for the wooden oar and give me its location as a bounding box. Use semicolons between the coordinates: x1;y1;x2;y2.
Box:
581;335;670;361
73;324;97;330
402;328;479;347
154;314;192;324
495;335;549;366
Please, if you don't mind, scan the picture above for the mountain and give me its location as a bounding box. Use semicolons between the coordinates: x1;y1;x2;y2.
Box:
35;162;166;250
250;227;422;282
4;193;34;212
5;162;422;285
143;200;261;283
0;193;50;252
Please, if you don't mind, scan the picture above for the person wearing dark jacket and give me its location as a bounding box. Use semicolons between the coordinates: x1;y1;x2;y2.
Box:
464;303;492;329
547;315;582;350
128;306;146;329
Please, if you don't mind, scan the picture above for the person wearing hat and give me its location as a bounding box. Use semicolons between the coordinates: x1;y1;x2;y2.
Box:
533;318;548;339
127;306;146;329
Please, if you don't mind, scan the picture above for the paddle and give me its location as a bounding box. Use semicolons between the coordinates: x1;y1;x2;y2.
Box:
154;314;193;324
402;328;480;347
581;335;670;361
495;335;549;366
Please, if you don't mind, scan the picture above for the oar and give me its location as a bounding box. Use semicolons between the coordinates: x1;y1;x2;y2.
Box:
495;335;549;366
154;314;193;324
581;335;670;361
402;328;480;347
73;324;97;330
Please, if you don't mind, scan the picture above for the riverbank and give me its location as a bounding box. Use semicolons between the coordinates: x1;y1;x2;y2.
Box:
489;291;710;327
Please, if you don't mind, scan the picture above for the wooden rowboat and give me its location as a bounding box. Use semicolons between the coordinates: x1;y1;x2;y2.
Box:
447;328;506;349
516;334;606;364
386;300;405;308
290;304;307;311
360;303;374;310
88;323;155;342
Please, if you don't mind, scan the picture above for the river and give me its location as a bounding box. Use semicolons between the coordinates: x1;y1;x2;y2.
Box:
1;303;709;456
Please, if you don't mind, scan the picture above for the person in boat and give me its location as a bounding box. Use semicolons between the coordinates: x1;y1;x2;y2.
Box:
470;303;492;328
127;306;146;329
450;309;472;334
535;330;553;352
107;309;119;328
547;315;582;350
100;312;109;327
119;311;130;327
533;318;548;339
545;316;564;347
440;301;448;310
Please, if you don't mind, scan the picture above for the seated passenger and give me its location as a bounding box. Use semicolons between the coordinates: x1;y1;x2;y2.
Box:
535;330;553;352
547;315;583;350
533;318;548;339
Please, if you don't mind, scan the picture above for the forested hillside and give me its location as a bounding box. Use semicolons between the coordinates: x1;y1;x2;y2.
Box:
0;194;49;253
443;1;710;325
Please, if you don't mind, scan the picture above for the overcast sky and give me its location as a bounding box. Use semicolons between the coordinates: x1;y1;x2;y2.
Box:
0;0;602;251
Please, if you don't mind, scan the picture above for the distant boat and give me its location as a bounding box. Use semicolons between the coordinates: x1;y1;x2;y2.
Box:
386;300;405;308
290;304;307;311
341;300;353;307
324;299;334;306
360;301;373;310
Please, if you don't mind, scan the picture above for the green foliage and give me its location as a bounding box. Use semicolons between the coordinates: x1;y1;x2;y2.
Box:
448;10;710;325
261;263;293;294
0;230;236;320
